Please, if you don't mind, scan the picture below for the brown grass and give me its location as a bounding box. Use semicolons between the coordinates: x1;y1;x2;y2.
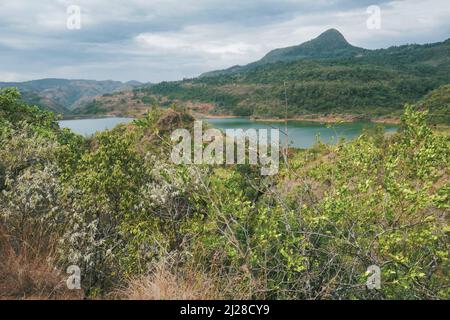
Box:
0;225;83;300
116;257;223;300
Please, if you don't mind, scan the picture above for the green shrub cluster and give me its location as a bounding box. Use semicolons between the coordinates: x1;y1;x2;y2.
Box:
0;88;448;299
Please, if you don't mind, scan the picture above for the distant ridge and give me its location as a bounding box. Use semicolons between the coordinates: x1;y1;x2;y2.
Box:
3;29;450;122
138;29;450;121
0;78;143;114
257;28;363;64
201;28;365;77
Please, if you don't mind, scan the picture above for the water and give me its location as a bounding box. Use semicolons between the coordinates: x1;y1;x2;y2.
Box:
205;118;398;149
58;117;398;148
59;117;133;136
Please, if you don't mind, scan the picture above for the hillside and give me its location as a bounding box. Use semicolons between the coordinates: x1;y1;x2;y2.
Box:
71;90;160;117
201;28;365;77
116;29;449;122
416;84;450;124
0;78;142;115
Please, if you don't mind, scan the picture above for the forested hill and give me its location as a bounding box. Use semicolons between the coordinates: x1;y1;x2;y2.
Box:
200;28;366;77
0;79;142;115
126;29;450;121
416;84;450;124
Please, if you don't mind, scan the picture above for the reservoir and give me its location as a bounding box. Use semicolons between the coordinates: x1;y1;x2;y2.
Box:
205;118;398;149
59;117;134;136
59;117;398;149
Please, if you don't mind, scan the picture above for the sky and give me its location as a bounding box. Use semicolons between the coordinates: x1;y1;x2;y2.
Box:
0;0;449;83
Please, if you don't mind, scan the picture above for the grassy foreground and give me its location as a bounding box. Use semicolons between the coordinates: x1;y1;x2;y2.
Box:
0;87;448;300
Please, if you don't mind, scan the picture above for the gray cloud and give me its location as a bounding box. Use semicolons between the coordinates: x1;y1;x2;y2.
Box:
0;0;449;82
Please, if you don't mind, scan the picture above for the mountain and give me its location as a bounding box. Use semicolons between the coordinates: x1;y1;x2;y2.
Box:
131;29;449;122
0;78;142;114
201;29;365;78
257;28;364;64
125;80;144;86
9;29;449;122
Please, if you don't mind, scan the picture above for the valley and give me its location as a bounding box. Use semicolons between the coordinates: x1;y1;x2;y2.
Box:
0;78;143;115
2;29;449;125
0;1;449;302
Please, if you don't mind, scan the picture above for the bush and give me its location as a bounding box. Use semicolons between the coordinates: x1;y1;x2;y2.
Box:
1;88;448;299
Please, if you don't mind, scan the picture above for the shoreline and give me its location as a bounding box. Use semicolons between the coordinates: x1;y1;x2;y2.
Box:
193;113;242;119
60;113;135;120
198;113;402;125
61;113;403;125
252;115;401;124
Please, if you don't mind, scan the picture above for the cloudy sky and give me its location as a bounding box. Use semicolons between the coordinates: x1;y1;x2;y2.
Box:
0;0;449;83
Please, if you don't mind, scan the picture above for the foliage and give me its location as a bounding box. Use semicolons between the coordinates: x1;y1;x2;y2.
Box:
416;84;450;124
0;89;448;299
132;35;450;122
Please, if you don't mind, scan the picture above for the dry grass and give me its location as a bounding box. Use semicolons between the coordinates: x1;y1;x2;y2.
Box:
0;226;83;300
116;257;223;300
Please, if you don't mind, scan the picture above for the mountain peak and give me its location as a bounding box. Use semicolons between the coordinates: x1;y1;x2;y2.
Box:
201;29;363;78
319;28;345;38
257;28;360;64
303;28;351;51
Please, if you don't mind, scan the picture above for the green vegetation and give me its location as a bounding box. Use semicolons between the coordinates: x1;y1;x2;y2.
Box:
0;88;448;299
0;79;141;115
416;84;450;124
234;28;363;66
134;31;450;122
4;31;448;125
75;99;108;115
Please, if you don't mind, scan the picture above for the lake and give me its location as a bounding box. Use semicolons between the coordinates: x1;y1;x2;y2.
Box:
59;117;134;136
205;118;398;149
59;117;398;149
